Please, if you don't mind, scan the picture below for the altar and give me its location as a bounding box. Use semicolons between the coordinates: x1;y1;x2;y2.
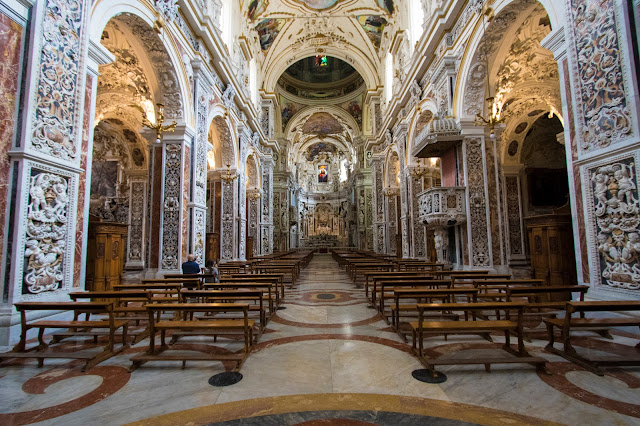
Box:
303;234;339;248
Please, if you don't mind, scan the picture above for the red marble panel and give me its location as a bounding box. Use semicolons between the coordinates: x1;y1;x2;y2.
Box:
73;74;92;287
563;59;578;161
182;146;190;261
485;143;501;266
0;14;23;274
440;147;457;187
573;164;590;283
149;146;163;269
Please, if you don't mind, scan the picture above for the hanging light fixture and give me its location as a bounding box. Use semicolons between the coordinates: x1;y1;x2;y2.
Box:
141;103;177;144
474;2;503;139
220;163;238;183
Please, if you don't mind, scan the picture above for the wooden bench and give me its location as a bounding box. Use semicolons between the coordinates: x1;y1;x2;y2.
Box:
113;283;182;304
377;279;450;316
450;274;511;288
142;278;201;290
129;303;253;371
68;290;154;344
230;273;285;299
204;282;276;315
412;302;548;378
544;301;640;375
0;302;128;371
221;276;283;307
181;289;266;338
363;271;436;303
391;288;478;340
474;279;544;301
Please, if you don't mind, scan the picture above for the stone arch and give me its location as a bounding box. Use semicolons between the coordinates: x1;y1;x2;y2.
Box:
285;105;361;139
207;108;238;169
91;0;191;124
454;0;565;122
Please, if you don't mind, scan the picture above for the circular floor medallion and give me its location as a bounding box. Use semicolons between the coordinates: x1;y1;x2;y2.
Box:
412;369;447;384
208;372;243;387
316;293;337;300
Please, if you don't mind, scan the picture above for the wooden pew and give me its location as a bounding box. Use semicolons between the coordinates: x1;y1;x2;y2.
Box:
221;276;283;307
377;279;450;315
0;302;128;371
204;282;276;315
450;274;512;288
181;289;266;338
113;283;183;304
504;285;589;340
367;273;438;307
391;288;478;340
364;271;436;302
544;301;640;375
142;278;201;290
129;303;253;371
474;279;544;301
229;273;285;299
68;290;152;344
412;302;547;377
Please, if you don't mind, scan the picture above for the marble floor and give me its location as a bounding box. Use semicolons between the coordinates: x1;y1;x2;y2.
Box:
1;254;639;425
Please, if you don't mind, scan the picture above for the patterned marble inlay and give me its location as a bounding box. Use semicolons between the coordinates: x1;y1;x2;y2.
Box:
161;143;182;269
466;138;490;267
505;176;523;256
0;13;24;276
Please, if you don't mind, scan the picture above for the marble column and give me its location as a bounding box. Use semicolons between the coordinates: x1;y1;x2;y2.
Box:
409;173;426;258
190;60;213;265
461;133;492;268
220;170;239;260
145;127;195;276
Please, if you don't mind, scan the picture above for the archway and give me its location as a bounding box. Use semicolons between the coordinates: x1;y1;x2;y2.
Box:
88;11;187;281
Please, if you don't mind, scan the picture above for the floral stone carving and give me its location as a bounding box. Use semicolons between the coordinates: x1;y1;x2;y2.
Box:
24;173;69;293
592;160;640;290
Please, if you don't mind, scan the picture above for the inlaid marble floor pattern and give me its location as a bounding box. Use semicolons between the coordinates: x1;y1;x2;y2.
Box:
1;254;639;425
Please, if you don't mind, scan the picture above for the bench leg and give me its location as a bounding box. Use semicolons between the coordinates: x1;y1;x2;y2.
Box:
37;328;48;351
545;322;556;351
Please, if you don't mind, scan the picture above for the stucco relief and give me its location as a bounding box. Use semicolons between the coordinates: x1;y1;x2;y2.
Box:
569;0;632;151
161;144;182;269
30;0;84;162
591;160;640;290
24;172;70;294
466;138;490;267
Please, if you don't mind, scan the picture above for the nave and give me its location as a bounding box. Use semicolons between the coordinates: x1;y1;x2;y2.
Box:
0;253;639;425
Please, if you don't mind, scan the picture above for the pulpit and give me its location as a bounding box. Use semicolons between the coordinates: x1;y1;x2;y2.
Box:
86;216;128;291
525;206;577;291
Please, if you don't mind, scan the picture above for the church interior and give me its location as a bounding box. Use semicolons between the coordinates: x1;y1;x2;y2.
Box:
1;0;640;424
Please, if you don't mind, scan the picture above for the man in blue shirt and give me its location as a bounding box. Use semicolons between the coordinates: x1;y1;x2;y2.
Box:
181;254;200;274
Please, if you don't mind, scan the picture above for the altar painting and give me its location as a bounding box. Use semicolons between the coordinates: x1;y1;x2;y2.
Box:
318;165;328;183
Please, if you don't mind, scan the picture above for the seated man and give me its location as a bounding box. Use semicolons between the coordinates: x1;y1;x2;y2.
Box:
181;254;200;274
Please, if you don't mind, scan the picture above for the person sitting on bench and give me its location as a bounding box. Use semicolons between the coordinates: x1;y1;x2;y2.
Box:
181;254;200;274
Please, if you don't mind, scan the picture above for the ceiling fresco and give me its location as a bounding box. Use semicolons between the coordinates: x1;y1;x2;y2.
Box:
305;142;338;161
357;15;387;49
255;18;287;51
302;112;344;135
